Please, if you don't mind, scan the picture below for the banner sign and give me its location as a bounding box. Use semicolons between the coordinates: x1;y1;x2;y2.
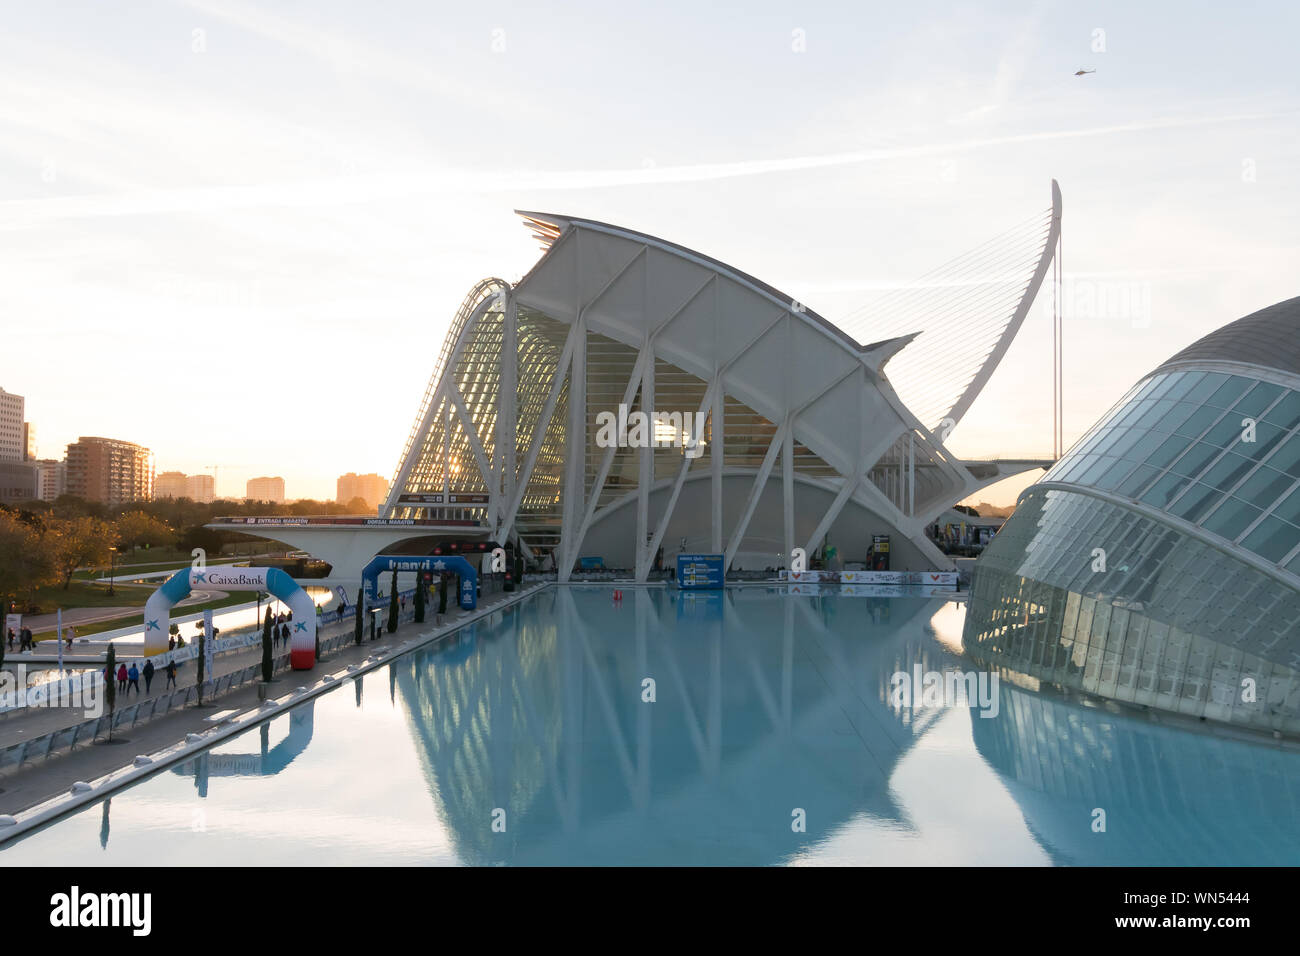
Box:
841;570;958;587
677;553;724;590
202;609;216;678
192;567;269;589
396;493;490;505
775;569;958;588
215;516;479;527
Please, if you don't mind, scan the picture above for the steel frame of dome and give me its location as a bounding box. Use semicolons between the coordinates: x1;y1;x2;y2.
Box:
964;296;1300;735
385;188;1061;582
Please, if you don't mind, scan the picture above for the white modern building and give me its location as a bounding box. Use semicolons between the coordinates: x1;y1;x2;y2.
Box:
213;185;1062;583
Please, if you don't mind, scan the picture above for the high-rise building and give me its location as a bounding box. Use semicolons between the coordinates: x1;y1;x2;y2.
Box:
155;471;216;502
65;437;153;505
246;476;285;503
155;471;188;499
337;472;389;510
0;462;38;504
22;422;36;460
0;388;23;463
34;458;66;501
185;473;215;502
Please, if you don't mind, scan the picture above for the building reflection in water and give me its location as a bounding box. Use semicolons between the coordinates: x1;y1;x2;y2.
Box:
392;587;958;865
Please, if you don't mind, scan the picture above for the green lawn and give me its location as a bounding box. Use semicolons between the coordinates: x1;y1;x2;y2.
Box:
73;546;274;580
30;588;254;641
30;579;151;611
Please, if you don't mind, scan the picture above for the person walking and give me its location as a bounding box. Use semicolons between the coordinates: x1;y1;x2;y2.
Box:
6;628;13;651
127;662;140;696
165;659;177;689
116;662;128;693
19;626;32;652
279;621;290;647
65;624;75;649
142;659;155;693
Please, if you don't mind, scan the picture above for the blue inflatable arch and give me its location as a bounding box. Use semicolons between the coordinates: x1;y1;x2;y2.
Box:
361;555;478;611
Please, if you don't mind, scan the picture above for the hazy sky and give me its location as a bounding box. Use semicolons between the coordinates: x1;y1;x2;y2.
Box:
2;0;1296;504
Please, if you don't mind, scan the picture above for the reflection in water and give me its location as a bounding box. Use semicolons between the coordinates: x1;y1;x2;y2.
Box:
970;683;1300;865
392;588;958;865
169;702;315;797
7;587;1300;865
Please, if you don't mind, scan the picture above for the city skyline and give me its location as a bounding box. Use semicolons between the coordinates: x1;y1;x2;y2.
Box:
2;2;1297;503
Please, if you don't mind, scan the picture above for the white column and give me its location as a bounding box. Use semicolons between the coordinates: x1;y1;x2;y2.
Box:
711;380;723;553
782;420;794;566
559;322;586;582
636;351;654;581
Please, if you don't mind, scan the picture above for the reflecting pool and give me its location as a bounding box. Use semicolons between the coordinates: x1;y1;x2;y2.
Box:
5;587;1299;865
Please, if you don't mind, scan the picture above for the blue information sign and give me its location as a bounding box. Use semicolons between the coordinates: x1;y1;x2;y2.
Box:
677;553;724;589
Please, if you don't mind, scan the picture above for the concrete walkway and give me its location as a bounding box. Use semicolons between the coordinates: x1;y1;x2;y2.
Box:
0;585;524;816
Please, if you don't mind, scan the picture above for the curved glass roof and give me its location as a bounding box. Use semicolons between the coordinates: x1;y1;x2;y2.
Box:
1041;368;1300;577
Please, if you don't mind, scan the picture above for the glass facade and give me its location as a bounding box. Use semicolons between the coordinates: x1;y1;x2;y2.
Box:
1041;370;1300;573
965;487;1300;734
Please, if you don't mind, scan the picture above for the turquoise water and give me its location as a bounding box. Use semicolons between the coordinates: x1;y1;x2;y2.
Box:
4;587;1299;865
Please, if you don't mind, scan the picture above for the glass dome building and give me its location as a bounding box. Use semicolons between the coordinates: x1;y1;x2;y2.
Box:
965;296;1300;735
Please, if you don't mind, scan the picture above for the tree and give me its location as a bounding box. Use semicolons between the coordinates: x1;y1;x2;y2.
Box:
113;511;176;552
261;607;274;683
49;516;117;590
104;644;117;741
354;587;363;645
0;512;56;615
179;525;225;557
387;569;399;633
413;576;425;623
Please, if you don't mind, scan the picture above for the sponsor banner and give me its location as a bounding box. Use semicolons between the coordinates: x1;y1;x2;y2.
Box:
397;492;490;505
678;553;724;589
840;584;908;597
5;613;20;636
215;516;478;527
192;567;269;590
840;570;958;587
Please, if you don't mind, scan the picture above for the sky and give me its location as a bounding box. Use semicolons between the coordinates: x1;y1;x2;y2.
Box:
1;0;1296;504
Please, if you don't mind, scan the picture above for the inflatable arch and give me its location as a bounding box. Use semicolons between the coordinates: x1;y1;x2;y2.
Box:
172;703;314;794
144;566;318;669
361;554;478;611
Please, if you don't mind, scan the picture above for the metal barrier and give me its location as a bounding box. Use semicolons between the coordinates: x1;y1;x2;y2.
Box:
0;601;497;779
0;618;366;778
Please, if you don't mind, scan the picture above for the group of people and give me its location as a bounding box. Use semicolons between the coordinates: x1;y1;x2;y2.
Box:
103;658;178;696
272;610;293;647
5;624;76;653
6;626;34;652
